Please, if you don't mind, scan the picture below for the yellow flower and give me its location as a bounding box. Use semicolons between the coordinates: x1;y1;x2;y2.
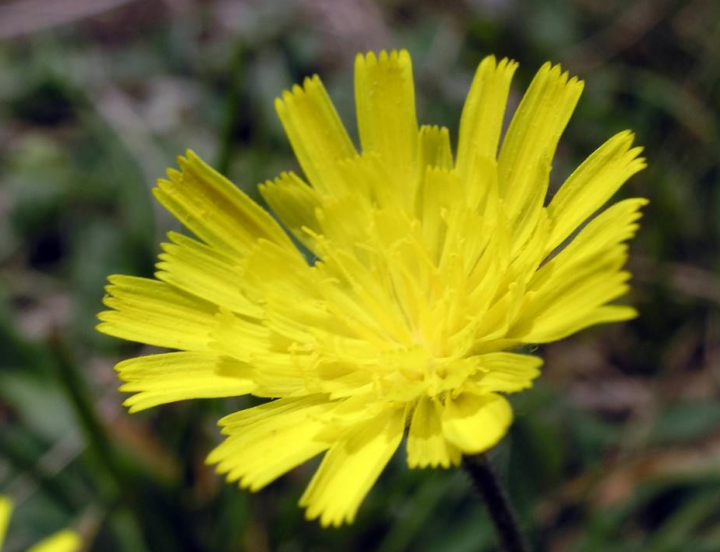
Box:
98;50;646;526
0;496;81;552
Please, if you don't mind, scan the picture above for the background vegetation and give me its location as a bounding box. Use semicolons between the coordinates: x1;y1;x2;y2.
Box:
1;0;719;551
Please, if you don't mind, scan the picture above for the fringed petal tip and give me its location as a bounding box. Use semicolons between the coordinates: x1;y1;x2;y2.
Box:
537;60;586;89
275;75;325;113
355;48;412;68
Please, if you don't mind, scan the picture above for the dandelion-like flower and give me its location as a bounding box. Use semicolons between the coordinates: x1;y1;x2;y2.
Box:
0;496;81;552
98;50;647;526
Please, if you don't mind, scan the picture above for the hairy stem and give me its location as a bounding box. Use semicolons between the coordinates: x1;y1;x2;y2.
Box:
463;454;531;552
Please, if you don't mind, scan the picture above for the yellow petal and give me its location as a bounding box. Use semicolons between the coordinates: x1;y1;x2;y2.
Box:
441;392;512;454
156;232;262;318
506;207;550;285
421;167;463;263
416;125;454;219
275;76;357;195
116;352;255;413
209;308;312;398
552;304;639;337
535;198;648;289
418;125;453;173
510;198;647;343
316;360;374;399
315;193;375;255
154;151;292;256
548;130;646;251
210;308;272;362
300;407;405;527
513;269;633;343
473;281;525;345
318;247;414;345
240;239;317;299
462;154;499;212
455;56;518;175
520;302;638;344
259;171;323;252
97;276;217;351
407;397;461;468
355;50;418;208
472;353;543;393
334;152;391;212
26;530;81;552
498;63;583;227
208;395;335;492
507;160;551;257
0;495;12;550
460;236;504;330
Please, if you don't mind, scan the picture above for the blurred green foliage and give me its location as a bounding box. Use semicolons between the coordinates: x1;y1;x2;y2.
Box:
1;0;719;551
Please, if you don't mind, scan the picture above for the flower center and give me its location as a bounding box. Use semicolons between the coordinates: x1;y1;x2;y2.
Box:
373;346;479;401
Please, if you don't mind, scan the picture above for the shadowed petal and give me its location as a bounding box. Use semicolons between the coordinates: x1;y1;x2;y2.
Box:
441;392;512;454
301;407;405;527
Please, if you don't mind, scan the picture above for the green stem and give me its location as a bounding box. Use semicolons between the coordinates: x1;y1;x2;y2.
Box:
463;454;531;552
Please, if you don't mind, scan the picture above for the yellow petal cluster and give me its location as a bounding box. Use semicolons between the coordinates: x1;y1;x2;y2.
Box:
98;50;647;526
0;496;81;552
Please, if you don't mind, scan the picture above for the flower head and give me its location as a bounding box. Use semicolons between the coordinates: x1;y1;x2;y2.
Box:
98;50;646;526
0;496;81;552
